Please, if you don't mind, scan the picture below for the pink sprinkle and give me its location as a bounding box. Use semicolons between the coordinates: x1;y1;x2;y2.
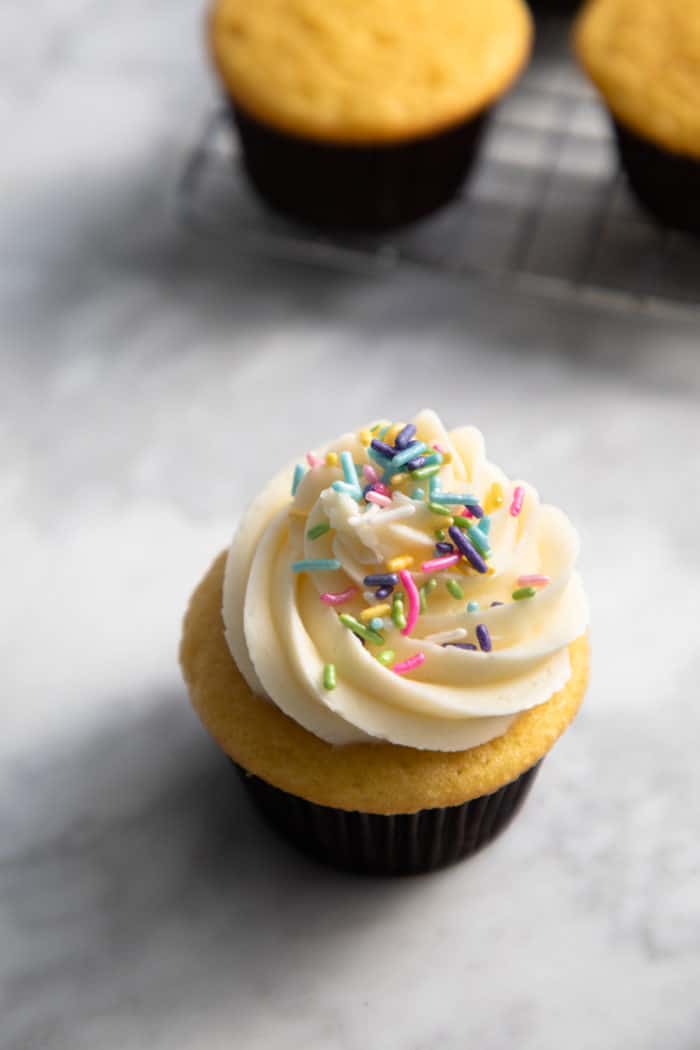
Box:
320;587;358;606
510;486;525;517
363;464;379;483
517;574;550;588
433;443;447;453
399;569;419;636
455;506;472;518
393;652;426;675
306;451;323;468
373;482;392;497
422;554;461;573
366;490;392;508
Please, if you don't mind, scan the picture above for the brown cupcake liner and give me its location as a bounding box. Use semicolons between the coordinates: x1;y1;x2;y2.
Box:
229;102;490;231
234;759;542;876
613;118;700;237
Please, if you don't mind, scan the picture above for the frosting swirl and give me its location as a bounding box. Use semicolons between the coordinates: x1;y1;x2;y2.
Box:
223;410;588;751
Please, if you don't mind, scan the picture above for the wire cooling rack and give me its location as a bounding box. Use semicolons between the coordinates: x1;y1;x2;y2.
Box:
177;19;700;320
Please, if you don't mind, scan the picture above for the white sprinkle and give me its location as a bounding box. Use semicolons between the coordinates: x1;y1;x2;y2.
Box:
424;628;468;646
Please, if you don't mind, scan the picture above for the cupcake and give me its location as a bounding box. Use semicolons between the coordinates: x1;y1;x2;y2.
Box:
574;0;700;235
181;411;589;875
207;0;533;229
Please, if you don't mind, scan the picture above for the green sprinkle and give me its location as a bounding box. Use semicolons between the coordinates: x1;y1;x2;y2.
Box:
378;425;391;439
292;558;341;573
467;600;479;613
452;515;471;529
412;464;441;480
512;586;536;601
306;521;331;541
427;500;453;516
291;464;306;495
425;578;438;594
391;594;407;630
446;579;464;600
419;586;427;613
434;528;446;541
369;616;384;632
411;487;425;500
370;422;382;433
339;613;384;646
323;663;336;690
378;650;395;666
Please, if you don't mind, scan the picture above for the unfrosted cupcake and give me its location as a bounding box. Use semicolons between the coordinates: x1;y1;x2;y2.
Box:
181;410;589;875
574;0;700;235
208;0;533;228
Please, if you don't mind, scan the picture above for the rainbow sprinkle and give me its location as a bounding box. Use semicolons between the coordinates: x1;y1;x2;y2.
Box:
476;624;492;652
293;558;341;573
510;485;525;517
291;464;306;495
339;613;384;646
320;586;358;606
392;652;426;675
307;521;331;540
398;569;419;636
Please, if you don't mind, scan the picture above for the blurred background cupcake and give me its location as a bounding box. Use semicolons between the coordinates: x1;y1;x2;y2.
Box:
208;0;533;229
574;0;700;236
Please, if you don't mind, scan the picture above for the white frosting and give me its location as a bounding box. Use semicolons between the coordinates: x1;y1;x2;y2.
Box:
223;410;588;751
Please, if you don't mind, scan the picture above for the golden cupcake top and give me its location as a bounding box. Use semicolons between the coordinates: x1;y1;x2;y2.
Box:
209;0;532;144
574;0;700;158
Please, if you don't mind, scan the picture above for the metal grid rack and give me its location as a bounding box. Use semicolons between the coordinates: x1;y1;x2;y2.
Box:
177;20;700;320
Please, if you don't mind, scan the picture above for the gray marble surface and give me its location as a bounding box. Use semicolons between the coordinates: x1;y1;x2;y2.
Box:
3;3;700;1048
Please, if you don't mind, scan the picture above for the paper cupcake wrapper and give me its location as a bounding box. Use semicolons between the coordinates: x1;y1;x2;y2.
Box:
613;119;700;237
234;759;542;876
229;102;489;231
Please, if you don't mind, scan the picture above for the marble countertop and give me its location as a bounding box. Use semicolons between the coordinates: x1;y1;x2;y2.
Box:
3;3;700;1048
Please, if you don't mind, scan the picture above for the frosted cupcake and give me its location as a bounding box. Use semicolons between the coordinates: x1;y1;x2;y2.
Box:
181;410;589;874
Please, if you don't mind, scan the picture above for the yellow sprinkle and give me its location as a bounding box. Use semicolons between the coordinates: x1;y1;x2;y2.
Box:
325;451;339;467
390;472;408;486
359;603;391;623
386;422;406;444
387;554;414;572
441;450;453;465
288;507;307;519
484;482;504;513
359;428;373;446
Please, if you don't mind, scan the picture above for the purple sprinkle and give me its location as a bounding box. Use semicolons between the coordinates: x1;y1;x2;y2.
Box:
370;439;396;459
394;423;416;451
490;601;504;607
435;542;454;555
469;503;485;519
448;525;488;573
406;456;426;471
476;624;492;652
443;642;478;651
364;572;400;587
375;584;394;600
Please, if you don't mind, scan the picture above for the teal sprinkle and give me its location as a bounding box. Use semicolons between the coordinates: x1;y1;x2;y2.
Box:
468;525;491;557
369;617;384;632
340;450;360;489
332;480;362;500
292;558;341;573
421;452;443;469
387;441;428;472
291;464;306;495
429;475;442;496
435;493;479;505
467;601;479;613
411;487;425;500
480;516;491;535
307;521;330;540
368;446;392;469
